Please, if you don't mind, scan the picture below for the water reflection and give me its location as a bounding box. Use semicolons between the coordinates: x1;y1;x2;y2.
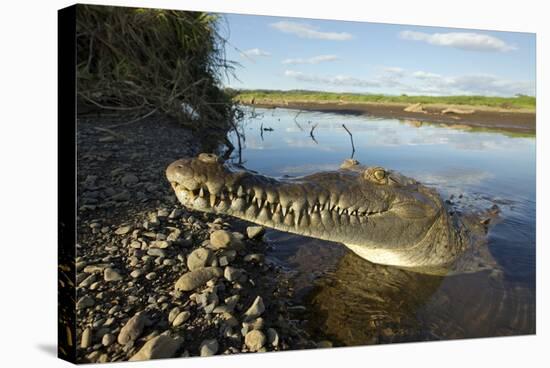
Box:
305;251;535;346
231;107;535;344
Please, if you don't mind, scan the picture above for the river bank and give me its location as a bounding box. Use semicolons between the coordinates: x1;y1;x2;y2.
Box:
75;114;321;363
242;100;536;134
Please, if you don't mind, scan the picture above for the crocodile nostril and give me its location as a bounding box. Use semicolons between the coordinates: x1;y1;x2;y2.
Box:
198;153;220;164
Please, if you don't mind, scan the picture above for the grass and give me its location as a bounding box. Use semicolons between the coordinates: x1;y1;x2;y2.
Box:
77;5;239;130
232;89;536;111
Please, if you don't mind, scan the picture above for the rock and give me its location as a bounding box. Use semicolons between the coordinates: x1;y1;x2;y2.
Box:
130;241;142;249
246;226;265;239
117;312;148;345
187;248;213;271
130;270;143;279
121;174;139;186
147;248;166;257
150;240;170;249
244;253;265;263
145;272;157;280
102;333;115;347
168;208;182;219
244;296;265;320
224;266;245;282
174;267;223;292
80;327;92;349
267;328;279;347
209;230;232;249
317;340;333;348
83;263;110;274
114;225;132;235
199;339;219;356
168;307;181;323
103;267;123;282
78;274;97;288
129;334;183;361
220;313;239;327
242;318;264;334
245;330;266;352
76;295;95;310
218;256;229;267
172;311;191;327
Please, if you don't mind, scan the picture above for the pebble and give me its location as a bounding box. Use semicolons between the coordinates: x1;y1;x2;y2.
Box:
145;272;157;280
245;330;266;352
150;240;170;249
76;295;95;310
104;267;123;282
209;230;232;249
172;311;191;327
317;340;333;348
224;266;245;282
187;248;213;271
130;270;143;279
244;296;265;320
114;225;132;235
199;339;219;356
267;328;279;347
78;274;97;288
117;312;148;345
168;307;181;323
102;333;115;347
246;226;265;239
121;174;139;186
174;267;223;292
147;248;166;257
244;253;265;263
81;327;92;349
129;334;183;361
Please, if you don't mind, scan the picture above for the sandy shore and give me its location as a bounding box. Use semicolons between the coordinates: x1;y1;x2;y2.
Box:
245;101;536;134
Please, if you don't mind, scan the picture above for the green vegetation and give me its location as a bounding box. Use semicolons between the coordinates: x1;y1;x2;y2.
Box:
233;90;536;111
77;5;238;130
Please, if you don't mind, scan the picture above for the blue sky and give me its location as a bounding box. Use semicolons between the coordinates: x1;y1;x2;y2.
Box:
220;14;535;96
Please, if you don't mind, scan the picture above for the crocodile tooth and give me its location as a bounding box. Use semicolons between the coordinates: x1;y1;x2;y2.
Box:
282;206;288;217
209;194;216;207
237;186;244;197
199;188;205;197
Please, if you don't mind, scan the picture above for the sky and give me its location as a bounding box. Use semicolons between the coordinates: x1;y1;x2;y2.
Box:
219;13;536;96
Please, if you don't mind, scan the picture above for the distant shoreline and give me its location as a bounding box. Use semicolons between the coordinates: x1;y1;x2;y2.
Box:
241;100;536;134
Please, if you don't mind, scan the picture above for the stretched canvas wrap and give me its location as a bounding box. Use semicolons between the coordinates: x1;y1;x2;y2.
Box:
58;3;536;364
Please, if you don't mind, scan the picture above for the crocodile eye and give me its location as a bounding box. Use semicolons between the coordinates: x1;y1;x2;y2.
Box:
374;169;386;180
363;167;388;184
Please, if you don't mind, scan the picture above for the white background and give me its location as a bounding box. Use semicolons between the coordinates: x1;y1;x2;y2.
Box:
0;0;547;367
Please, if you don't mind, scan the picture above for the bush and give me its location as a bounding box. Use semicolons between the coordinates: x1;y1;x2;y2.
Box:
76;5;237;130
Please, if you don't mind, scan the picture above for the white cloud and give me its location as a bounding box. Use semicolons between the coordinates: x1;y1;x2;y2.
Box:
282;55;340;65
283;68;534;96
412;71;442;80
399;30;516;52
284;70;380;88
241;48;271;57
270;21;353;41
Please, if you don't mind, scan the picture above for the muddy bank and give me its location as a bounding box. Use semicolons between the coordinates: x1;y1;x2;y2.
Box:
75;114;320;363
246;101;536;134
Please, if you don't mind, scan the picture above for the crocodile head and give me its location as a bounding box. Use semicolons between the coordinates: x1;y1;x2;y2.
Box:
166;153;479;272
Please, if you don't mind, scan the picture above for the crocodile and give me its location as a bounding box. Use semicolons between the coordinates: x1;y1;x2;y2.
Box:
166;153;497;274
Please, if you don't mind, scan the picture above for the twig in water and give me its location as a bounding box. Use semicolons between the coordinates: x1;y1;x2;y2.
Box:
309;123;319;144
342;124;356;158
293;110;304;131
260;122;264;141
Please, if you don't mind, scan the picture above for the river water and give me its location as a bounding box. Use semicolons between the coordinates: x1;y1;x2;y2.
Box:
228;107;536;345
